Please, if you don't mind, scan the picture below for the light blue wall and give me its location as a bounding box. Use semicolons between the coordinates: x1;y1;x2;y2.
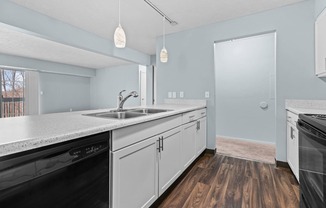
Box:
215;33;276;143
156;0;326;161
0;53;93;114
315;0;326;17
40;72;91;114
0;0;150;65
90;64;141;109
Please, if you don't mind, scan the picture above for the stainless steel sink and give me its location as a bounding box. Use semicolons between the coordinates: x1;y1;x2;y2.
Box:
84;111;146;119
83;108;172;119
129;108;172;114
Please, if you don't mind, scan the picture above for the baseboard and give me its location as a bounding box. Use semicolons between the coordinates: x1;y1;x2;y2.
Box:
216;135;275;146
205;148;216;155
275;159;290;168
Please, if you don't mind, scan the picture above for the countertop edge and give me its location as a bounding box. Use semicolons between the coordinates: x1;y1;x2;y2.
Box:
286;107;326;115
0;104;206;157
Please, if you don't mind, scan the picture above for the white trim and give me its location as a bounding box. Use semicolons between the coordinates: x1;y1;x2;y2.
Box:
216;135;275;146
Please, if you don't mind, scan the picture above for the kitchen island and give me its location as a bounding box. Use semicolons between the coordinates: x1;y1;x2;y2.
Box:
0;103;206;157
0;101;207;208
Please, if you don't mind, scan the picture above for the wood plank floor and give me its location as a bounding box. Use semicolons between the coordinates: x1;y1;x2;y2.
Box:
155;153;299;208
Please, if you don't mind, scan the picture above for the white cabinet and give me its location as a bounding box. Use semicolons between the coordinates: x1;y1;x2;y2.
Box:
158;127;182;195
112;137;158;208
111;108;207;208
315;8;326;77
111;115;183;208
181;121;197;170
181;109;207;170
196;117;207;155
286;110;299;181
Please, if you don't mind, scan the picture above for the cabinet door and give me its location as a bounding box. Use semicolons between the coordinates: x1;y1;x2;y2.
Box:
196;117;207;155
182;121;197;170
287;122;294;171
112;137;158;208
292;124;299;181
158;127;182;195
287;122;299;181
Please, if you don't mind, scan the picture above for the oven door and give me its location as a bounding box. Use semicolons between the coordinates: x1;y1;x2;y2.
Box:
297;120;326;208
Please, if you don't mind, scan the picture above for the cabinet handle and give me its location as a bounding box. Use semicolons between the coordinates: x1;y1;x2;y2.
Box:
291;127;295;140
158;137;161;153
161;136;164;151
201;112;205;115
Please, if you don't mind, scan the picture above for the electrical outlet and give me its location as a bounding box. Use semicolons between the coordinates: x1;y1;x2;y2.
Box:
168;92;172;98
205;91;210;98
179;91;184;98
172;92;177;98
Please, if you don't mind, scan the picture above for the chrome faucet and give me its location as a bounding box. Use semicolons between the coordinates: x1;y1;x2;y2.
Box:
117;90;139;111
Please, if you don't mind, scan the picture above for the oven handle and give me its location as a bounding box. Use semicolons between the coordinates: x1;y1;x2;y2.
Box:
297;120;326;142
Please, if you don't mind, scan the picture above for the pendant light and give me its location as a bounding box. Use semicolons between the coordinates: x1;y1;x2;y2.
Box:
160;16;168;63
114;0;126;48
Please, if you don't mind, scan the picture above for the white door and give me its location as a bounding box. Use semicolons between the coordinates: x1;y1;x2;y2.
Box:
214;32;276;143
196;117;207;155
158;127;182;195
181;121;197;170
112;137;158;208
139;65;147;106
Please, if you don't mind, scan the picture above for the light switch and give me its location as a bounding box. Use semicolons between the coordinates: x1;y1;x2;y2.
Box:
168;92;172;98
172;92;177;98
179;91;184;98
205;91;210;98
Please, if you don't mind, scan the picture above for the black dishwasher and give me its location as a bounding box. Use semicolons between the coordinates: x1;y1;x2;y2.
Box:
0;132;110;208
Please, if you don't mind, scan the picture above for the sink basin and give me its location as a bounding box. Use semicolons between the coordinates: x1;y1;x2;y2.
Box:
129;108;172;114
84;111;146;119
83;108;172;119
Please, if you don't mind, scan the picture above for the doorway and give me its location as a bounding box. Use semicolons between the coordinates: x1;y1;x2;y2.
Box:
214;32;276;162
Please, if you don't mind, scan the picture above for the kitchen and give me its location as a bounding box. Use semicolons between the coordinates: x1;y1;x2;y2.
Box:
0;0;326;207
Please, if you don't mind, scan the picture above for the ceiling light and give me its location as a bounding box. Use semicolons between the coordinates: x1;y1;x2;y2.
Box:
114;0;126;48
160;16;168;63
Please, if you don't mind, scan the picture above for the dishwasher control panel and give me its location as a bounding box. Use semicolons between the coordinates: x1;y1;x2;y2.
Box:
70;141;108;161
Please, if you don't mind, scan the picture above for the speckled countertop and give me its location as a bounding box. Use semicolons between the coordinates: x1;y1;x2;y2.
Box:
0;104;206;157
286;107;326;115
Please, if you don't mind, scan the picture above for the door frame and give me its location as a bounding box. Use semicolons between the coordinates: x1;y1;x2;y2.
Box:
213;31;277;143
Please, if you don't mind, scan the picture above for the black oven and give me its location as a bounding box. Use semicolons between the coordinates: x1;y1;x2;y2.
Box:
297;114;326;208
0;132;110;208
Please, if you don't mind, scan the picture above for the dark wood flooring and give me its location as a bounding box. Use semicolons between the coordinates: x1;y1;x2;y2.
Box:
156;153;299;208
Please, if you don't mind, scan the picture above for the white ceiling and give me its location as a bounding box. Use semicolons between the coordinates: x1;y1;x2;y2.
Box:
11;0;304;55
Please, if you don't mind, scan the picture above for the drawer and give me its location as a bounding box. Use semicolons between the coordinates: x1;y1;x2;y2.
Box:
112;114;182;151
287;111;299;125
197;109;207;118
182;108;206;124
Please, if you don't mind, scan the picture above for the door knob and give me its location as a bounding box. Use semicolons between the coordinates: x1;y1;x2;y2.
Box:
260;101;268;110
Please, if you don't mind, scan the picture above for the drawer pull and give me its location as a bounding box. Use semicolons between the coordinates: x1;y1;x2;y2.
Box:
201;112;206;115
189;115;195;119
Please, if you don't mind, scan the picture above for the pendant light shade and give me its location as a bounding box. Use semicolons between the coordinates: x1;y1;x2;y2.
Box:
160;47;168;63
160;16;168;63
114;0;126;48
114;24;126;48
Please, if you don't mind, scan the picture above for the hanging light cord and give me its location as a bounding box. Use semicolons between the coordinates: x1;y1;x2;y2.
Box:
163;16;165;48
118;0;121;25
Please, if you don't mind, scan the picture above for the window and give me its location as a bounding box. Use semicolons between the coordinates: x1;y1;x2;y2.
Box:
0;69;25;118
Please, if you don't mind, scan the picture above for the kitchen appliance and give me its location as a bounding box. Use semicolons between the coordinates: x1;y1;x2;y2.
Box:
0;132;110;208
297;114;326;208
